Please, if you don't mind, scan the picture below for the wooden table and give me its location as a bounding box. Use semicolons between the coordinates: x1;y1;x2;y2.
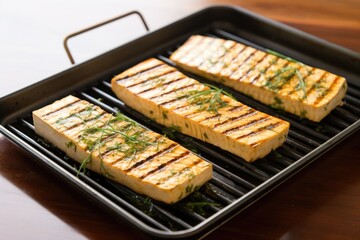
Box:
1;0;359;239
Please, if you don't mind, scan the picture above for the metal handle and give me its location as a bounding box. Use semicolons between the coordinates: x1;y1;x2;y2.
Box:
63;10;149;64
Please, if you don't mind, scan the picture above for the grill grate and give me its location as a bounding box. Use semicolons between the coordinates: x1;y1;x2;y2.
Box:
4;27;360;238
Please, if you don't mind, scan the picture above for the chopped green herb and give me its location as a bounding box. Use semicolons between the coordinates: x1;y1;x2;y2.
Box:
270;96;284;110
65;141;77;152
180;84;235;114
162;110;168;120
76;112;162;177
266;50;307;99
300;109;307;118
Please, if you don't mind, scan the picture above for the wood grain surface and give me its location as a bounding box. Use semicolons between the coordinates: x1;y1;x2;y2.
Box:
0;0;359;239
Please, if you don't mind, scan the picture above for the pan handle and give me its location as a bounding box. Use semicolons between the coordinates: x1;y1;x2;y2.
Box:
63;11;149;64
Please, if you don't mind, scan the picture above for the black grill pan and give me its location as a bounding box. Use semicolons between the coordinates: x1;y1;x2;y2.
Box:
1;6;359;239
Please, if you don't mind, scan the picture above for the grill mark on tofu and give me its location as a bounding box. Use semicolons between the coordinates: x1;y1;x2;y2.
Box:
177;37;217;65
213;109;257;128
303;72;331;100
237;51;268;82
228;105;247;112
197;113;221;123
264;63;304;92
249;57;280;84
228;48;257;79
41;99;81;117
125;68;176;89
60;111;107;132
312;76;340;106
186;38;225;67
216;44;247;73
144;153;201;185
198;42;237;70
158;95;189;107
115;63;165;83
238;122;282;141
171;36;207;61
283;67;314;96
63;114;112;138
149;83;198;101
102;135;163;161
220;47;254;77
135;76;186;95
139;150;191;180
119;143;179;172
221;116;270;135
95;126;155;159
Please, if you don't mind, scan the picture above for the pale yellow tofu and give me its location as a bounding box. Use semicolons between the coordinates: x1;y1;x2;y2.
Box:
32;95;212;204
111;58;290;162
170;35;347;122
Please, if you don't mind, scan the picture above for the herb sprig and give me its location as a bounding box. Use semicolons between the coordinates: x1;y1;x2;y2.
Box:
265;49;307;99
76;112;160;176
181;84;235;114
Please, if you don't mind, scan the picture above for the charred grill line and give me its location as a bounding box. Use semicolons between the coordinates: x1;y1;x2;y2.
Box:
237;51;268;82
228;48;257;79
198;42;237;70
282;67;314;97
172;37;207;61
198;113;222;123
213;109;257;128
126;68;176;89
221;116;270;135
136;76;187;95
240;122;282;142
149;83;198;100
115;63;165;83
180;38;221;66
249;57;279;84
142;151;193;181
228;105;247;112
41;99;81;117
100;131;163;159
124;143;178;172
312;76;340;106
303;71;328;98
62;111;107;133
269;64;305;92
215;44;247;74
159;95;190;107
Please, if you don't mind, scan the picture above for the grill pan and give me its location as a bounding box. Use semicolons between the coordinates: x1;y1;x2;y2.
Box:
1;6;359;239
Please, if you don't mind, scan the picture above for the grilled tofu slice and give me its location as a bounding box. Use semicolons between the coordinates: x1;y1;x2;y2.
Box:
111;58;290;162
32;95;212;204
170;35;347;122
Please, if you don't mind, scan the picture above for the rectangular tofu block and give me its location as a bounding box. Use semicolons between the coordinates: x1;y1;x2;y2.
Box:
32;95;212;204
170;35;347;122
111;58;290;162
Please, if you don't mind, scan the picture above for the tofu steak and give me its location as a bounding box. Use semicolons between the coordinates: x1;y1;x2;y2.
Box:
111;58;290;162
170;35;347;122
32;95;212;204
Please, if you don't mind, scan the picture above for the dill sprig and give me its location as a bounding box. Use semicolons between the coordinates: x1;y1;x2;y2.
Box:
265;50;307;99
182;84;235;114
76;112;159;176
